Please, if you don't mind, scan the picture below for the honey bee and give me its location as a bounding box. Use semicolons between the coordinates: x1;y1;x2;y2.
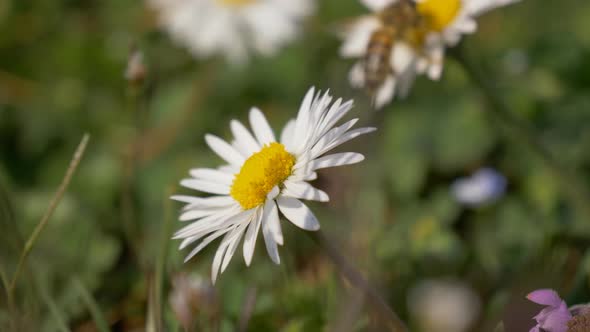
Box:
364;0;419;93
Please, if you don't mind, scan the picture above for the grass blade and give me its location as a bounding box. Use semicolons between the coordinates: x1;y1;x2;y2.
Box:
34;275;71;332
147;187;175;332
73;277;110;332
9;134;90;294
0;266;9;303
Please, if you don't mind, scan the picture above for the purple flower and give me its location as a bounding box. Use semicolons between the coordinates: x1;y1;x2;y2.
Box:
527;289;572;332
451;168;507;207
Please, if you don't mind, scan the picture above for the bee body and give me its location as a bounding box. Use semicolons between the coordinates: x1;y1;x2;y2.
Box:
362;0;419;94
364;27;397;92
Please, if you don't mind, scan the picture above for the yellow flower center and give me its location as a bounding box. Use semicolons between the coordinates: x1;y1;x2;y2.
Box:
230;143;295;210
217;0;255;7
417;0;462;31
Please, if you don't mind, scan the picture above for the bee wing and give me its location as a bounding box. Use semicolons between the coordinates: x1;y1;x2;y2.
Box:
336;16;381;58
361;0;399;12
330;16;376;39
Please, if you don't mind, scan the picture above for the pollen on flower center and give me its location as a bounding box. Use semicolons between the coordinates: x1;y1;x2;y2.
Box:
217;0;256;7
417;0;462;31
230;142;295;210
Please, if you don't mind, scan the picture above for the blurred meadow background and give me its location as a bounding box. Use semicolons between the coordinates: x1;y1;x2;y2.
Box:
2;0;590;331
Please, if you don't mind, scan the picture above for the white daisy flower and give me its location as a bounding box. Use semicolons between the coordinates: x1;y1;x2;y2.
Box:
172;88;375;282
148;0;314;63
339;0;520;108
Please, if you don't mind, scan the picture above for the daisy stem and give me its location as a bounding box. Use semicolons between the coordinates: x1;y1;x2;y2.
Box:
452;46;590;220
8;134;90;297
308;230;408;332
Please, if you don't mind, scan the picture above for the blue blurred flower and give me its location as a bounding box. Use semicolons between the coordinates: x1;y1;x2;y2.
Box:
451;168;507;207
527;289;572;332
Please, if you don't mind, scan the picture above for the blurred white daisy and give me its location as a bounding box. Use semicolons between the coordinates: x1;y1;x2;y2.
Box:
172;88;375;282
149;0;314;63
408;279;481;332
339;0;520;108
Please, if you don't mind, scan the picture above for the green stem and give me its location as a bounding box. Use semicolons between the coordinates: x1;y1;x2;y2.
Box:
9;134;90;296
0;266;13;309
148;187;175;332
35;274;71;332
73;278;110;332
452;46;590;220
121;80;148;257
307;231;408;332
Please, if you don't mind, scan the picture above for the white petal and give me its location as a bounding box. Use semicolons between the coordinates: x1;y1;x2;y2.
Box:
180;179;230;195
277;196;320;231
316;99;354;140
340;17;380;58
179;236;199;250
292;88;316;153
298;87;315;120
349;62;366;88
243;207;263;266
391;42;416;73
428;62;443;81
184;226;230;263
456;18;477;34
280;119;296;151
180;207;228;222
249;107;276;145
423;36;445;80
268;199;283;244
211;233;230;283
374;76;396;109
283;181;329;202
312;127;376;158
262;199;281;264
396;64;418;98
205;134;245;166
310;118;359;157
218;165;239;174
310;152;365;170
189;168;234;185
221;223;248;273
361;0;397;11
300;172;318;181
182;196;236;210
467;0;520;16
230;119;260;157
174;207;242;239
171;195;201;204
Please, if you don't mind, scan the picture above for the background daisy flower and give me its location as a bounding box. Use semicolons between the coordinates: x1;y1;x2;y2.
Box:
172;88;375;282
148;0;314;63
339;0;520;108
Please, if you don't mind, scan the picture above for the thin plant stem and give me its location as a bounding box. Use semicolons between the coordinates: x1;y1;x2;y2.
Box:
451;46;590;220
9;134;90;295
307;230;408;332
0;266;12;309
73;277;110;332
148;187;176;332
34;274;72;332
146;273;157;332
237;286;257;332
121;84;145;256
0;267;8;295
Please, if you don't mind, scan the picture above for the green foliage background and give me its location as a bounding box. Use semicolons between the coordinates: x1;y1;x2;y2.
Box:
1;0;590;331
